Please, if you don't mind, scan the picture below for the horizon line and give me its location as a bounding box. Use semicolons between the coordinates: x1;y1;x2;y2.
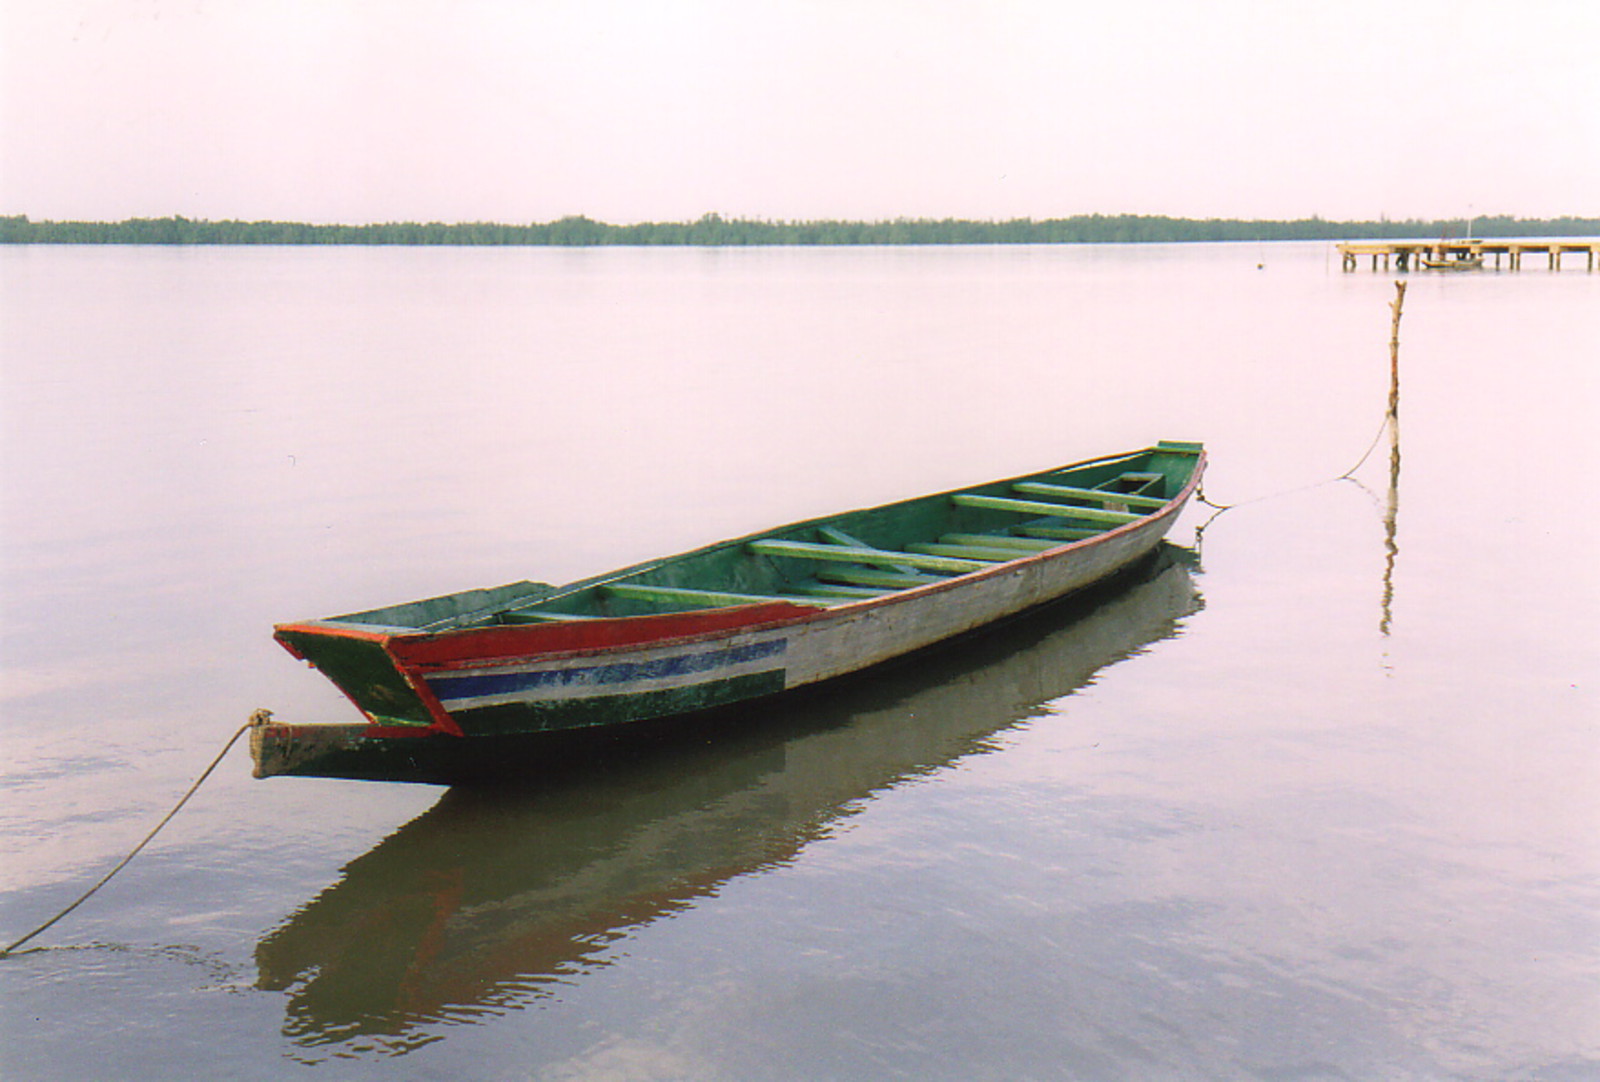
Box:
6;211;1598;228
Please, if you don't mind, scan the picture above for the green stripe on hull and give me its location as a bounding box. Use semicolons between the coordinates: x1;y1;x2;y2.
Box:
452;670;789;736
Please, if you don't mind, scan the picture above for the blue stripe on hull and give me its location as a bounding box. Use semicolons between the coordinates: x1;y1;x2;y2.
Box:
426;639;788;705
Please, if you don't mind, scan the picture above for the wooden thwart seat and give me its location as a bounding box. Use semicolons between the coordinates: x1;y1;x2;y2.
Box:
1104;471;1165;490
1012;481;1168;510
905;541;1017;563
605;583;812;609
817;566;948;589
939;533;1057;552
748;539;988;574
1017;525;1104;542
951;493;1143;525
739;519;1101;606
817;525;918;577
788;582;891;600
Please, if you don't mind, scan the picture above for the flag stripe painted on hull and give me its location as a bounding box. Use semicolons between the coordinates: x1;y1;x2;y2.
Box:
425;638;789;711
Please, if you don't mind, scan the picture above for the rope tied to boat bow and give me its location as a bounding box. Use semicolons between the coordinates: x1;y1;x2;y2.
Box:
1196;280;1407;520
0;716;262;958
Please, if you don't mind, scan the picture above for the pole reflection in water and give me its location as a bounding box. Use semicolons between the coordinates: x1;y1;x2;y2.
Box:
1380;417;1401;637
255;547;1201;1054
1380;279;1404;638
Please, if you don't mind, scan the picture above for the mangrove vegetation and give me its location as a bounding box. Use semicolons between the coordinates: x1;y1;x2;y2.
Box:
2;212;1595;247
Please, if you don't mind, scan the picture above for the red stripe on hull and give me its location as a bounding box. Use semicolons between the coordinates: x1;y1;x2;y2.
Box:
387;601;822;671
397;663;465;735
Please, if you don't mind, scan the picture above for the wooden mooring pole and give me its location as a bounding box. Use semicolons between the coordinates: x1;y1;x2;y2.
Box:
1388;280;1405;422
1381;280;1404;636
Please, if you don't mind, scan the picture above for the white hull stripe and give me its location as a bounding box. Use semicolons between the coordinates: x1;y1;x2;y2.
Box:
425;639;788;710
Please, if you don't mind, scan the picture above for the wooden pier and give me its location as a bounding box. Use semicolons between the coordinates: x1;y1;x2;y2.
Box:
1338;238;1600;272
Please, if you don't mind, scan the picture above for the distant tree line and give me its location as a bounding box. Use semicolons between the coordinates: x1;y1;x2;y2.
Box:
1;212;1595;247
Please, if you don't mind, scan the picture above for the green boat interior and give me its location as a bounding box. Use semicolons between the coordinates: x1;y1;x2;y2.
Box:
323;443;1202;632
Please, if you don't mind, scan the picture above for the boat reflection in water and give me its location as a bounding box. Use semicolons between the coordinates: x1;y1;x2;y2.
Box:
256;546;1201;1054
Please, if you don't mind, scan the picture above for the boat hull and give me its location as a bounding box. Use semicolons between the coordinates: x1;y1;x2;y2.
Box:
250;545;1181;784
256;443;1204;782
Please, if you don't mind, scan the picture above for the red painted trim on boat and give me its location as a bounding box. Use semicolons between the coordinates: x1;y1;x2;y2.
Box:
273;622;467;737
392;662;465;736
388;601;824;672
358;722;438;739
274;622;393;647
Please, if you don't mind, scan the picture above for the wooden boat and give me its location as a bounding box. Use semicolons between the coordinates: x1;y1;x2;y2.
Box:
253;440;1205;783
1421;253;1484;271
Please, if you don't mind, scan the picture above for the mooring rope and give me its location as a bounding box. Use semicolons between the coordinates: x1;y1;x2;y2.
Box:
1338;414;1395;481
1195;412;1395;519
0;717;259;959
1197;280;1406;520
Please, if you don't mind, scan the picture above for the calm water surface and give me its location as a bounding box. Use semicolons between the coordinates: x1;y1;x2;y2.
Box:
1;243;1596;1079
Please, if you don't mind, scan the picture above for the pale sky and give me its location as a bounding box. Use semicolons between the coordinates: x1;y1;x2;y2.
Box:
2;0;1597;225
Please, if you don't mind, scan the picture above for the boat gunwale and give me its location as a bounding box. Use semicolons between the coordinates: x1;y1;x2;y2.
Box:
354;447;1206;675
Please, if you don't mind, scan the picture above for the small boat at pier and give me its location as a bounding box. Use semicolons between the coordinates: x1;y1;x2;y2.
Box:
253;441;1205;783
1421;253;1485;271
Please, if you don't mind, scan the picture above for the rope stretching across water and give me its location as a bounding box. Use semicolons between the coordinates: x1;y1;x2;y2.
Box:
0;719;256;958
1198;281;1406;517
1194;410;1395;517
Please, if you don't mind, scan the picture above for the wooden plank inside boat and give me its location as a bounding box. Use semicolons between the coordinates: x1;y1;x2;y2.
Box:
904;542;1017;563
817;525;918;576
816;567;948;589
748;539;989;574
1017;525;1106;541
603;583;813;609
938;533;1057;552
951;493;1144;524
1013;481;1169;509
